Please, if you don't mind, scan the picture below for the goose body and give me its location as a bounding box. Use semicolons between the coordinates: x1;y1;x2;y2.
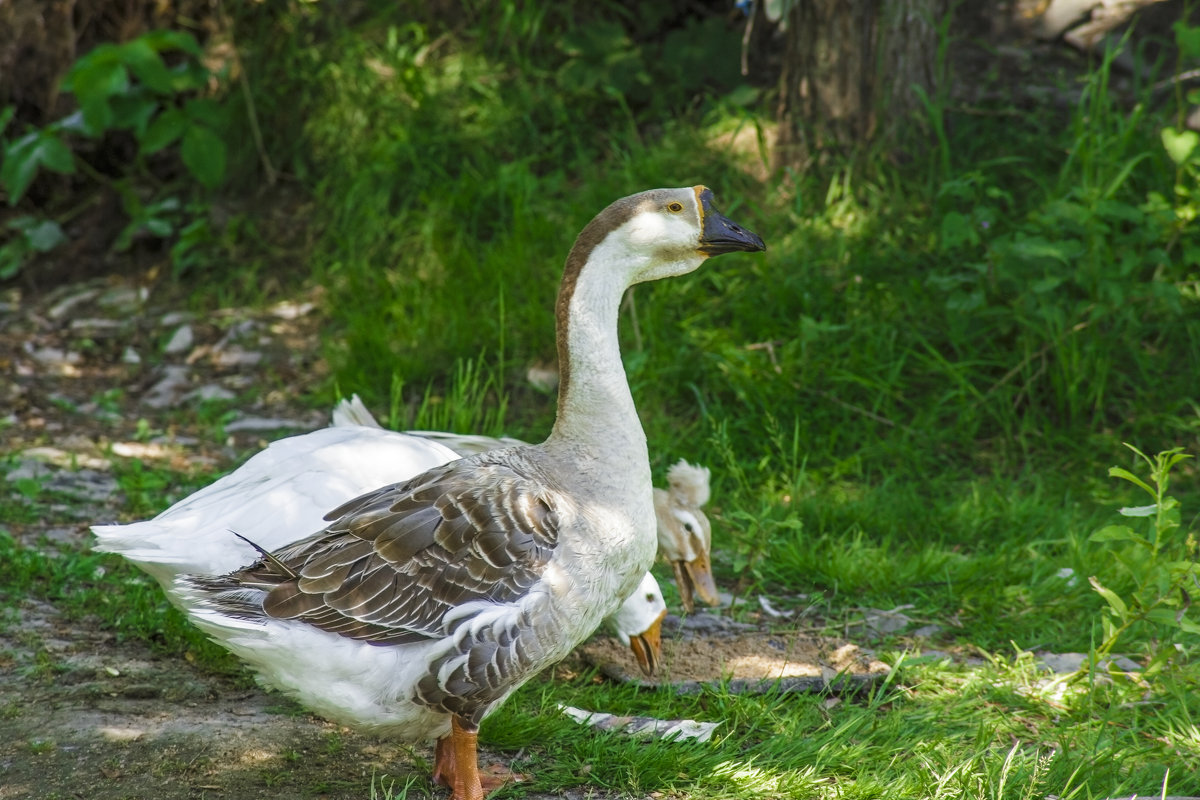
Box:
93;186;764;800
93;414;667;672
336;394;720;614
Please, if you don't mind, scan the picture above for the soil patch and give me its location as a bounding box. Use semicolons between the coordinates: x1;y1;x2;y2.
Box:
581;618;889;695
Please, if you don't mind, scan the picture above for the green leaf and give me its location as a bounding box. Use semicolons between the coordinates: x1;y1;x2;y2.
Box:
36;134;76;175
77;95;113;136
1107;466;1155;497
1089;575;1128;619
24;219;67;252
118;39;174;94
140;30;203;57
144;217;174;238
183;98;224;124
2;133;42;204
1146;607;1187;628
140;108;188;155
65;56;129;136
1118;504;1157;517
1175;20;1200;58
180;125;226;188
1162;126;1199;166
1089;525;1144;544
0;106;14;137
108;93;158;136
1;131;76;205
939;211;978;251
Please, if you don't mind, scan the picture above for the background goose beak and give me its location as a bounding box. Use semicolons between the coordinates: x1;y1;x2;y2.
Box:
629;609;666;677
697;189;765;255
672;557;720;614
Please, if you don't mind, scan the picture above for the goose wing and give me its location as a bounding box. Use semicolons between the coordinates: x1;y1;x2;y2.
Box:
202;454;565;646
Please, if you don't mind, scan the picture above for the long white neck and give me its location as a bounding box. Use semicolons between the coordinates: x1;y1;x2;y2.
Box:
547;251;645;466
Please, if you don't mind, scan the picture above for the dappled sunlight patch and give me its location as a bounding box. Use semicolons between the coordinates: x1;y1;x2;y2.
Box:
704;117;776;183
582;624;889;693
233;747;279;765
110;441;189;462
98;726;145;742
1163;723;1200;759
705;757;820;795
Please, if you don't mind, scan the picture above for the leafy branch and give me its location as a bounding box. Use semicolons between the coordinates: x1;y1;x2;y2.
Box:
1088;445;1199;670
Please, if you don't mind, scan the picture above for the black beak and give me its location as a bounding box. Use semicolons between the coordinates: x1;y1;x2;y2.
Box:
698;188;765;255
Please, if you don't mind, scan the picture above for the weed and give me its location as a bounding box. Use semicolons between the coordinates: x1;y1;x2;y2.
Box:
26;739;56;755
1088;445;1199;669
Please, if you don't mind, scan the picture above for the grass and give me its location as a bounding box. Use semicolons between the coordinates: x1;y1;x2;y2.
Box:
4;2;1200;798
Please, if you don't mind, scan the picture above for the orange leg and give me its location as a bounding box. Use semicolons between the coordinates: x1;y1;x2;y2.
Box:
450;718;486;800
432;734;454;790
433;717;527;800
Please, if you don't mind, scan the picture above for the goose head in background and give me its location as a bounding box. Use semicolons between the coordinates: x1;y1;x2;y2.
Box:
654;459;719;613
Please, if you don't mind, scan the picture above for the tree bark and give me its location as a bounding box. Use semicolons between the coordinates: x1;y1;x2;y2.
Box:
774;0;947;169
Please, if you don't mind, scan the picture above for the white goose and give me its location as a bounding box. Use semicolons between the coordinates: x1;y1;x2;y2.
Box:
335;395;720;615
97;186;763;800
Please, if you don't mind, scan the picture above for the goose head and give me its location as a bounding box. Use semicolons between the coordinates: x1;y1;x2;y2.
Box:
609;572;668;677
564;186;766;290
654;460;719;613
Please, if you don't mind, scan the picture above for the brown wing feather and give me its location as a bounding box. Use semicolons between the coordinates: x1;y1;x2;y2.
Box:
218;455;565;647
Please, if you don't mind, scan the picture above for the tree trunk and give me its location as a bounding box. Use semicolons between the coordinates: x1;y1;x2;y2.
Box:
774;0;946;169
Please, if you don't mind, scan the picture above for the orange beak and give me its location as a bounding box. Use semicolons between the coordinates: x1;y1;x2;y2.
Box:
672;553;720;614
628;609;666;678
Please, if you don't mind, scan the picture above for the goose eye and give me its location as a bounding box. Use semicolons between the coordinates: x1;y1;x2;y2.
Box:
667;201;684;213
683;522;694;533
646;593;656;602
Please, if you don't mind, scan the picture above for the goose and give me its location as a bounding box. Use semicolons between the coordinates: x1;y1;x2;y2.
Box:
335;395;720;614
100;186;763;800
653;459;718;613
91;420;668;675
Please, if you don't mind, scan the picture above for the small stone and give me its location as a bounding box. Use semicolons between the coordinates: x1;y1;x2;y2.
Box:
24;342;81;367
270;300;314;320
861;606;914;635
223;416;310;433
122;346;141;364
211;347;262;368
46;286;100;320
1037;652;1085;673
141;366;191;408
69;318;126;333
183;385;236;404
95;286;148;314
163;324;195;355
